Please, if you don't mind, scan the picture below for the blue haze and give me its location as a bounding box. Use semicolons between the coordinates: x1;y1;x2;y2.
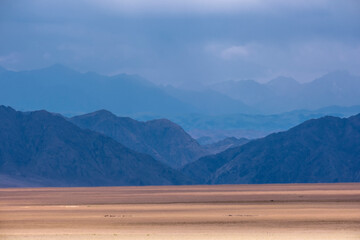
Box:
0;0;359;86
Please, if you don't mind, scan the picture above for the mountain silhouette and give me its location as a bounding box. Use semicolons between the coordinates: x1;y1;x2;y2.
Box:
0;106;191;187
71;110;208;168
182;114;360;184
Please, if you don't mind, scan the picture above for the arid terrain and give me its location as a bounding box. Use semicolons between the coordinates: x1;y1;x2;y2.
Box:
0;183;360;240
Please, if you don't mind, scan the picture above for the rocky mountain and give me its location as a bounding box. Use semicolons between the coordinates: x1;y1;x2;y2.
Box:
182;114;360;184
71;110;208;168
0;106;191;187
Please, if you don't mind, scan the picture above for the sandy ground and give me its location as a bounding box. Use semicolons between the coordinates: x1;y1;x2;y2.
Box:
0;183;360;240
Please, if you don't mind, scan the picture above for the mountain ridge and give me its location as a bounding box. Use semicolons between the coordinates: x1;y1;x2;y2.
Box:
0;64;253;116
71;110;208;168
182;113;360;184
209;71;360;113
0;105;191;187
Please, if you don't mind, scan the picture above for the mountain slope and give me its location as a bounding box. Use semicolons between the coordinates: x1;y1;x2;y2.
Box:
182;114;360;184
70;110;208;168
0;106;191;187
202;137;250;155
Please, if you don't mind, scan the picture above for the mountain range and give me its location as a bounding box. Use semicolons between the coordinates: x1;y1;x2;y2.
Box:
165;105;360;142
1;65;360;119
71;110;208;168
0;106;191;187
182;114;360;184
70;110;249;168
210;71;360;113
0;64;250;116
1;105;359;187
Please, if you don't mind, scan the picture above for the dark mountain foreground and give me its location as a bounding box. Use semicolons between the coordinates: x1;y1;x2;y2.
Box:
183;114;360;184
0;106;191;187
1;105;359;187
71;110;208;168
71;110;248;168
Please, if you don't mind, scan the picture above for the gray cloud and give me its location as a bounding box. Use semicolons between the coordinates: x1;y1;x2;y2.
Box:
0;0;359;85
86;0;332;14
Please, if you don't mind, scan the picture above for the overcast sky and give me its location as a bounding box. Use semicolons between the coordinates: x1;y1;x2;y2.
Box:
0;0;359;85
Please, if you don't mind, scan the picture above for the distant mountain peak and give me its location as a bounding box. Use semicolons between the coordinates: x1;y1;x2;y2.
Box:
29;109;58;118
314;70;352;82
311;70;359;87
91;109;117;117
146;118;177;126
0;105;16;113
75;109;121;122
0;104;13;110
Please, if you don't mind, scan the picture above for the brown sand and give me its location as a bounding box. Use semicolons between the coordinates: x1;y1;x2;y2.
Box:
0;183;360;240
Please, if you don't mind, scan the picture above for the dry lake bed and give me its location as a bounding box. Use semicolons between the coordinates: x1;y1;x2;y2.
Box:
0;183;360;240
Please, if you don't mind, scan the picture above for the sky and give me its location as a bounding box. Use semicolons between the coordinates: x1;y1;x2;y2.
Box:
0;0;359;86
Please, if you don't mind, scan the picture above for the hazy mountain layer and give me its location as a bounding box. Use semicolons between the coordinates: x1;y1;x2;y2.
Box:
163;86;254;114
0;65;195;116
2;65;359;119
163;105;360;140
0;65;252;116
210;71;360;113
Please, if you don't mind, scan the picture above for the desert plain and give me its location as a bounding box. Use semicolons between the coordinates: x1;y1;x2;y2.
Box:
0;183;360;240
